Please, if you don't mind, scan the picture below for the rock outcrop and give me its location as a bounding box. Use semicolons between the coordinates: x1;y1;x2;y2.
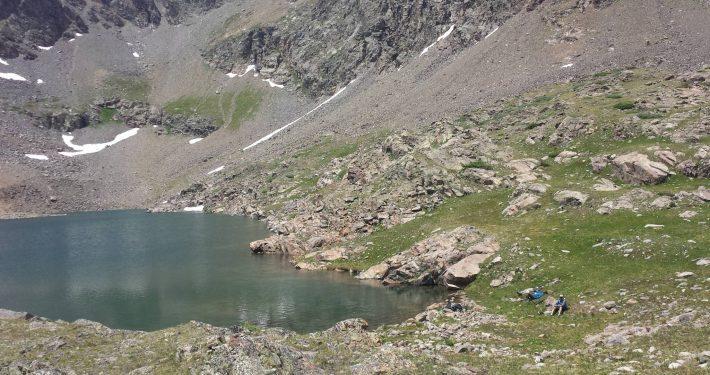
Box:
250;235;305;256
503;193;541;216
553;190;589;206
611;152;670;185
29;98;219;137
359;226;498;289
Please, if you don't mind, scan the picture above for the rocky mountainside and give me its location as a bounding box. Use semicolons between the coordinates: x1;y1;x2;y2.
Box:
203;0;619;97
0;0;225;59
204;0;552;96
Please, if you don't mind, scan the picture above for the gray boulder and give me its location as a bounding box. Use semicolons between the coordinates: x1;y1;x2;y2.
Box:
553;190;589;206
611;152;670;184
376;226;498;288
502;193;541;216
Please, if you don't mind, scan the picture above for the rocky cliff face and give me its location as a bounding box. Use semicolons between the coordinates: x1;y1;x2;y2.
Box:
204;0;531;97
0;0;225;59
0;0;88;59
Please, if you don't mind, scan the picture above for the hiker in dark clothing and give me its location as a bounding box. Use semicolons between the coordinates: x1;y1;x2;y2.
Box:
445;298;464;312
552;295;568;316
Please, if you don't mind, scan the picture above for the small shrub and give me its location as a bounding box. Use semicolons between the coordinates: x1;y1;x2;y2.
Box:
533;95;553;103
613;101;635;110
463;160;493;170
606;93;623;99
637;112;663;120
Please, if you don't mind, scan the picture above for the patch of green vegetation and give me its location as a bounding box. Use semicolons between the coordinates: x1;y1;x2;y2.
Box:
637;111;663;119
605;93;623;99
102;75;151;102
98;107;120;124
532;94;553;103
163;88;263;129
462;160;493;170
231;88;262;129
613;100;635;110
464;205;707;355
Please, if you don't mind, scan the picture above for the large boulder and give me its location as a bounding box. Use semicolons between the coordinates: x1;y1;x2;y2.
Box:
611;152;670;184
461;168;501;186
590;155;609;173
327;318;368;333
376;226;498;288
356;263;390;280
316;247;347;261
0;309;33;320
442;253;492;289
249;235;304;255
553;190;589;206
507;159;540;174
502;193;541;216
593;178;619;191
554;150;578;164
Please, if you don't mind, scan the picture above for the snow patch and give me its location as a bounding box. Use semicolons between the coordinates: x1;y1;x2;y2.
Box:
226;72;238;78
68;38;75;42
59;128;139;157
207;165;225;175
189;138;203;144
0;58;8;66
183;205;204;212
644;224;664;229
561;63;574;68
36;79;44;84
37;46;53;51
132;52;140;58
243;81;353;150
238;64;256;77
263;79;284;88
420;24;455;56
75;33;83;37
0;73;27;81
25;154;48;160
485;26;499;39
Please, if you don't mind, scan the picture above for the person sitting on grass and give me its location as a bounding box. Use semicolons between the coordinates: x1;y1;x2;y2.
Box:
552;295;568;316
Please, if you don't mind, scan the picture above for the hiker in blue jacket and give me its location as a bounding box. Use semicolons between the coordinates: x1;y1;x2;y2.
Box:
552;295;568;316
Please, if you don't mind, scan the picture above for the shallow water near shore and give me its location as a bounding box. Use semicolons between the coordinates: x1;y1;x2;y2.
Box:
0;210;445;332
